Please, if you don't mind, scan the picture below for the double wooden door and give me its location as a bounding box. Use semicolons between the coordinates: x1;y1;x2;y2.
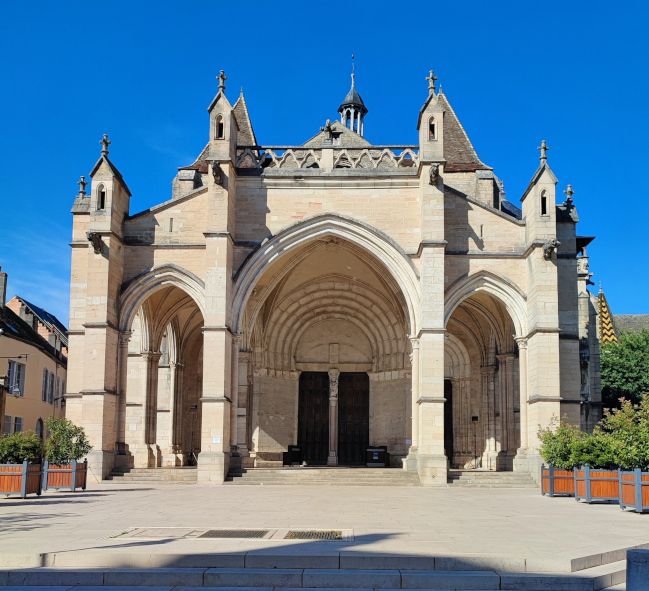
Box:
297;371;369;466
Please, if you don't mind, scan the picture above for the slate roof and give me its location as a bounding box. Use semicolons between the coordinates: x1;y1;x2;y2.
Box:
613;315;649;334
0;305;66;365
436;93;490;173
13;296;68;343
303;120;371;148
339;78;368;114
233;92;257;146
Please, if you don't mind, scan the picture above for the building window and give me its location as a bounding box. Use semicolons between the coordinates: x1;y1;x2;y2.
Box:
14;417;23;433
428;116;437;141
42;369;48;402
215;115;224;139
35;419;44;440
8;360;25;397
2;415;12;435
47;372;54;404
540;190;548;216
97;184;106;210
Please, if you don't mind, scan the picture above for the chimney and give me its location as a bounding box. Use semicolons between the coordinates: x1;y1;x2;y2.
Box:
0;267;6;308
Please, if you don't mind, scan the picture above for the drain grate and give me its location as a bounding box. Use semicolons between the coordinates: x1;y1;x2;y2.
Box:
285;530;343;541
199;529;269;539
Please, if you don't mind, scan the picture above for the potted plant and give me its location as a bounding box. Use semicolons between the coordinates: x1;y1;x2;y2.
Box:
539;420;583;496
572;428;620;503
0;432;43;498
606;397;649;513
42;417;92;492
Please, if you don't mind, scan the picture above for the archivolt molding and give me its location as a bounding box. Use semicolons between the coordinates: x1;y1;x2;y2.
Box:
119;264;206;335
444;271;527;338
445;333;471;379
232;214;420;336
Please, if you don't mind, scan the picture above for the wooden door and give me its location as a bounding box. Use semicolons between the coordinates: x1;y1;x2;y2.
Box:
297;372;329;466
338;372;369;466
444;379;454;461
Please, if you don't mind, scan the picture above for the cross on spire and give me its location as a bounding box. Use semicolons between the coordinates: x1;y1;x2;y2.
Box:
426;69;437;95
217;69;227;93
538;139;549;163
100;133;111;156
78;175;87;196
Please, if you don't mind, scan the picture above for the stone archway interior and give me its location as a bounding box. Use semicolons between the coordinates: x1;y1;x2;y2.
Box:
120;285;204;469
241;236;411;467
445;291;520;470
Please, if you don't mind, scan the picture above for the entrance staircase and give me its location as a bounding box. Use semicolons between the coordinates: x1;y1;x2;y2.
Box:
105;467;198;484
227;467;422;486
448;469;537;488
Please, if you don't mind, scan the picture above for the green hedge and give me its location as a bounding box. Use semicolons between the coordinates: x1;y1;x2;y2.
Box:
539;394;649;470
0;432;43;464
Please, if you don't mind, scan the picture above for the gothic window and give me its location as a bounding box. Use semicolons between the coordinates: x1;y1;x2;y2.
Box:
428;117;437;141
215;115;224;139
97;184;106;211
540;190;548;216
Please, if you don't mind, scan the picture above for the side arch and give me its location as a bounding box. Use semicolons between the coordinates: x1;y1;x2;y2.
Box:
231;214;421;336
119;264;206;334
444;271;527;338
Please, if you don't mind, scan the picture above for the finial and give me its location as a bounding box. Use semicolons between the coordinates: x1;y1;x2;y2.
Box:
351;53;356;85
426;69;437;95
563;184;574;205
78;175;87;196
599;281;603;295
217;69;227;93
100;133;111;157
240;86;244;97
538;139;549;163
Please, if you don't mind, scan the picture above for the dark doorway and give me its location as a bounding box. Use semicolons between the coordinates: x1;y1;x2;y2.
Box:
338;372;370;465
444;379;454;461
298;372;329;465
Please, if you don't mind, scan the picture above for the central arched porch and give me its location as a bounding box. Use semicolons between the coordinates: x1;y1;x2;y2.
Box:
236;235;413;468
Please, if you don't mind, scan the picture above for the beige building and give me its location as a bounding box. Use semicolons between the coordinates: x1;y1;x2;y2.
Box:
65;70;600;485
0;270;66;438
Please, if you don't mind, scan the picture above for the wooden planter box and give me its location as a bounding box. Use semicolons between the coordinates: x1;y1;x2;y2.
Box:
0;461;42;498
42;460;88;492
574;465;619;503
619;469;649;513
541;465;575;496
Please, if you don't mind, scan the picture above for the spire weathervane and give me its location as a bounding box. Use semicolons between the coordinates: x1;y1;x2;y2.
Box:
538;139;549;163
100;133;111;157
78;175;87;196
426;69;437;95
217;69;227;93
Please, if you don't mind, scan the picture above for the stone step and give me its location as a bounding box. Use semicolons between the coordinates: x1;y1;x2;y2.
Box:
0;561;626;589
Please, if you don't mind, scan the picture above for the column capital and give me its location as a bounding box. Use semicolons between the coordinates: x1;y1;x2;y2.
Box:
515;336;528;350
142;350;162;362
118;331;132;347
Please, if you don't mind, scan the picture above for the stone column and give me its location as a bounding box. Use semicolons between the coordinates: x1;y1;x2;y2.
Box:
404;338;419;470
327;368;340;466
197;327;232;483
480;365;497;469
513;337;529;471
172;362;184;461
116;331;131;448
229;335;241;471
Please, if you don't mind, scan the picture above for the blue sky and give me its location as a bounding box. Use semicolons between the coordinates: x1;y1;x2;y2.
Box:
1;1;647;325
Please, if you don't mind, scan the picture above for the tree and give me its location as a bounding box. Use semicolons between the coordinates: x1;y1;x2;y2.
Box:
44;417;92;464
601;330;649;408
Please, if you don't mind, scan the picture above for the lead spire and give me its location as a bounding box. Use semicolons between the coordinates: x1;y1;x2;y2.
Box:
338;54;367;136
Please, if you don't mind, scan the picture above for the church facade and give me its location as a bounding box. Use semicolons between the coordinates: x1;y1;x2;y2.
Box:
65;69;600;485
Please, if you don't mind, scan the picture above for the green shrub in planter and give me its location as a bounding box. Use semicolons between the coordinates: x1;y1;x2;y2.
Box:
0;431;43;464
600;395;649;471
538;419;586;469
570;428;618;469
44;417;92;464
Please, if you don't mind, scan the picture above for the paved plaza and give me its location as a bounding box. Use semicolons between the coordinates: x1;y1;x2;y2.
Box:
0;483;647;573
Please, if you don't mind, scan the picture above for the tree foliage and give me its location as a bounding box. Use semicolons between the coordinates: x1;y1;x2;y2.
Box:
44;417;92;464
0;432;43;464
601;330;649;407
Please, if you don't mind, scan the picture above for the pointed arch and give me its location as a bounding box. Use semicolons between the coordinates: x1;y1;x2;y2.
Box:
231;214;420;337
119;264;206;334
444;270;527;338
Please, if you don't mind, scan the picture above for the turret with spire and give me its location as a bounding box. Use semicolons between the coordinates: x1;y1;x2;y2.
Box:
338;55;367;136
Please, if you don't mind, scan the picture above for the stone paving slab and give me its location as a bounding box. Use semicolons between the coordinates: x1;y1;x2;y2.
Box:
0;483;647;576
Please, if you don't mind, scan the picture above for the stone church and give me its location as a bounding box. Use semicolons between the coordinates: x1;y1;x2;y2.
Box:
65;68;600;485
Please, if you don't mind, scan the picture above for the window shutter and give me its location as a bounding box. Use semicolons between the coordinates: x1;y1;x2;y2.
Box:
42;369;48;401
18;364;25;397
7;361;15;394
